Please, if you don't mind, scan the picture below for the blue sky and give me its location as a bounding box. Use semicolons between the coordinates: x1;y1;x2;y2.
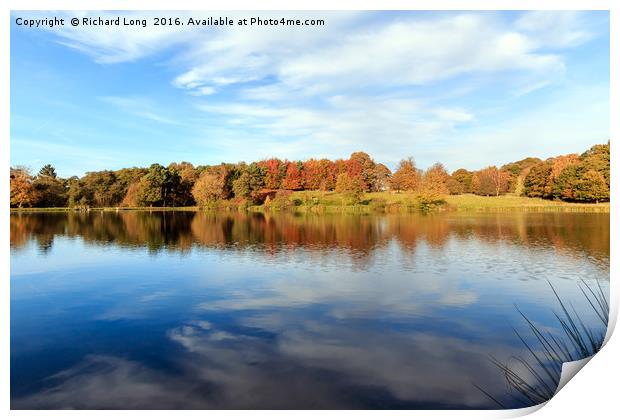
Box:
10;11;609;177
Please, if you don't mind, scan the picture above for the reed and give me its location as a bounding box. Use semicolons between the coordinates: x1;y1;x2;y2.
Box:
478;280;609;408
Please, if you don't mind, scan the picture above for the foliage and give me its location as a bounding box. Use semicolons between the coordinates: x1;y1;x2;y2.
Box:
523;143;609;203
335;172;365;204
281;161;304;190
38;164;57;178
9;142;610;209
136;164;181;207
389;158;420;192
523;161;553;199
420;163;450;197
32;164;67;207
449;169;473;194
192;170;228;207
501;157;542;193
10;167;38;208
472;166;509;196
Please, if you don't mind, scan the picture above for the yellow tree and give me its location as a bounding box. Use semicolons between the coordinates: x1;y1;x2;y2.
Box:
389;158;420;192
10;167;38;208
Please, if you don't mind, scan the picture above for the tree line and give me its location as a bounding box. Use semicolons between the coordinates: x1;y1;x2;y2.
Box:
10;142;610;209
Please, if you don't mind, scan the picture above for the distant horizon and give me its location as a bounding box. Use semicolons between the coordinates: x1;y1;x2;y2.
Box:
11;11;609;177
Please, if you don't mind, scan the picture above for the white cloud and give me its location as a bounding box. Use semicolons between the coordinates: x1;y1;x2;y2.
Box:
188;86;216;96
47;11;193;63
515;11;595;49
19;11;606;168
40;11;591;93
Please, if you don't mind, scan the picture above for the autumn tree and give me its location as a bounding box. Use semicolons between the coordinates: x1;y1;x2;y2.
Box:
258;158;284;190
10;167;38;208
550;154;580;180
389;158;420;192
281;161;304;190
576;170;609;203
121;182;141;207
420;163;450;196
9;142;610;207
335;172;365;204
580;142;610;188
348;151;377;191
523;161;553;199
446;177;464;195
501;157;542;194
472;166;509;196
192;170;228;206
553;162;609;203
301;159;323;190
318;159;337;190
450;169;473;193
372;163;392;191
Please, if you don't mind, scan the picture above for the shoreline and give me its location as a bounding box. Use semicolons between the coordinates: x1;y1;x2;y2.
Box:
9;194;610;214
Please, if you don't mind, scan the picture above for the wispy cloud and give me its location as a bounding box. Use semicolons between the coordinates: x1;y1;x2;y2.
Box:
102;96;179;125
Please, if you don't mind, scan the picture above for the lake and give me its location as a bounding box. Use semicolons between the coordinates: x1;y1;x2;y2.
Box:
10;211;610;409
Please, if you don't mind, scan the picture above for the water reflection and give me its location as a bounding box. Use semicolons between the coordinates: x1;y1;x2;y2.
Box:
10;211;610;263
10;211;609;409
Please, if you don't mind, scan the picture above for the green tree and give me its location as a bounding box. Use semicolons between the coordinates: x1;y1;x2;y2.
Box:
80;170;119;207
33;164;66;207
168;162;198;206
231;163;265;203
136;164;181;207
450;169;473;193
575;170;609;203
38;164;57;179
232;172;252;199
580;142;610;188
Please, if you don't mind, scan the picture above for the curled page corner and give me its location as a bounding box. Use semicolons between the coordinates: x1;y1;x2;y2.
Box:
603;303;617;347
497;356;596;418
501;402;548;418
555;356;594;396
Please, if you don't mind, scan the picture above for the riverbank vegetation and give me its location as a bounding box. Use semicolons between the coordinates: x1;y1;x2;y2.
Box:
10;142;609;210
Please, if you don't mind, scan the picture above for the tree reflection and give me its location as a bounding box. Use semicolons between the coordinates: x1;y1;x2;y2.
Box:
10;211;610;264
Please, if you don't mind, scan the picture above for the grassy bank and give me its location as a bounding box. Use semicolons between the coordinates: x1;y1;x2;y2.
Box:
10;192;609;213
262;191;609;213
444;194;609;212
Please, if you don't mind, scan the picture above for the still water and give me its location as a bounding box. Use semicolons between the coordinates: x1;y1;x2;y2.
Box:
10;211;609;409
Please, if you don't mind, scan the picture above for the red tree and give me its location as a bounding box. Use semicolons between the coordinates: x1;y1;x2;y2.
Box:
281;161;304;190
258;158;283;190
